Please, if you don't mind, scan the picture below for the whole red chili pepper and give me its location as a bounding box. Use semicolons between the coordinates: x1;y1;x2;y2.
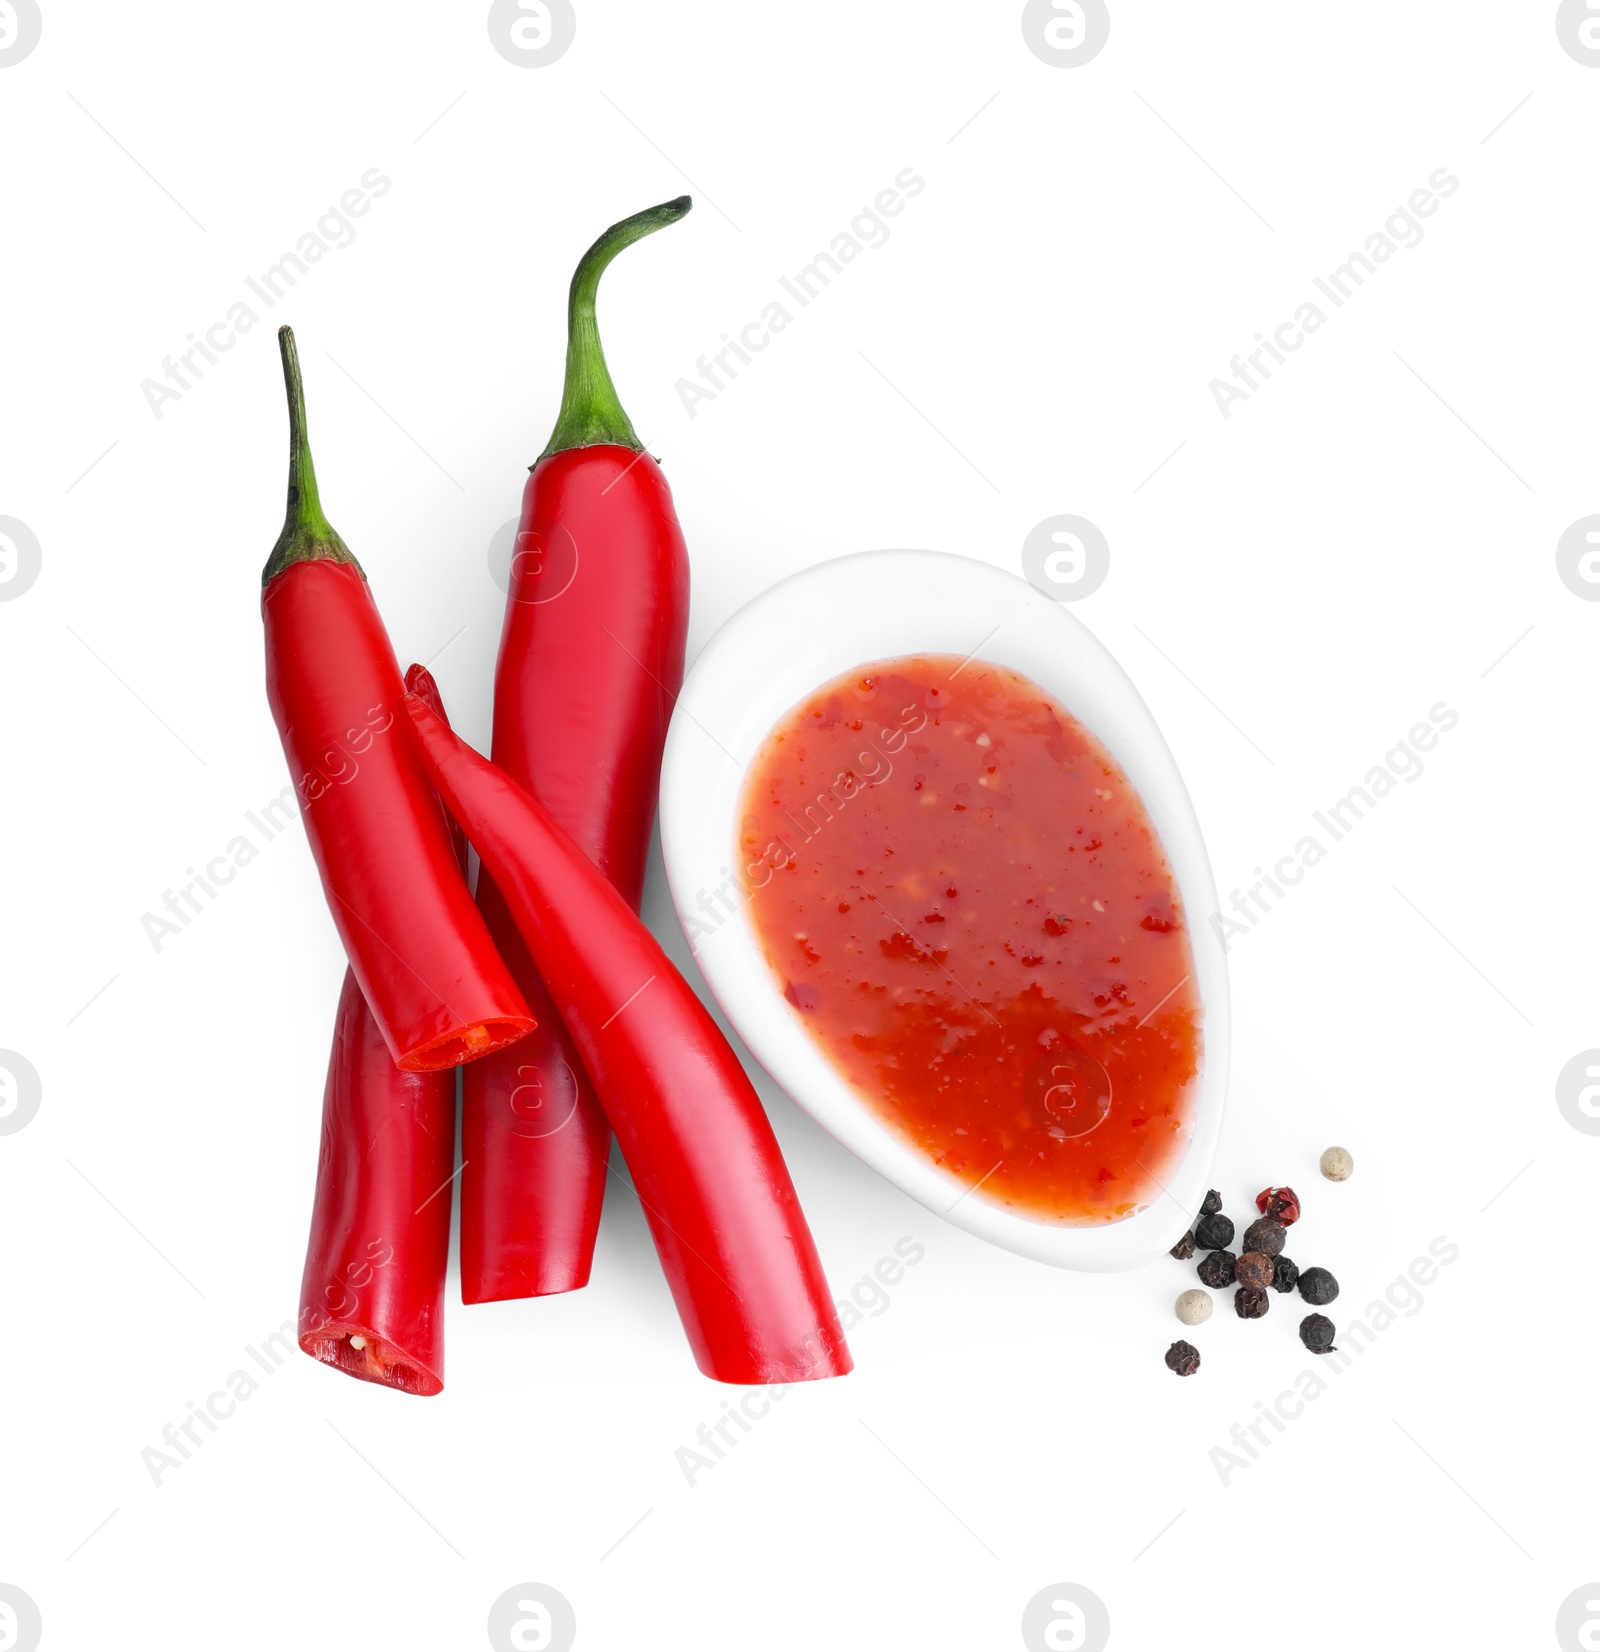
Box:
463;198;692;1301
404;691;852;1385
262;325;535;1071
297;664;463;1395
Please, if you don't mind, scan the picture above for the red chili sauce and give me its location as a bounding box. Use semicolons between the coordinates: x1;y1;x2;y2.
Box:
738;655;1202;1225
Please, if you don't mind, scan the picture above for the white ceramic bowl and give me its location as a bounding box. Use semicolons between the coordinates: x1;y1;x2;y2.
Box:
658;550;1228;1271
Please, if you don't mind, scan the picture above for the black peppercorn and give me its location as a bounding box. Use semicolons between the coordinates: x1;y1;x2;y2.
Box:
1235;1251;1274;1290
1200;1189;1222;1217
1240;1218;1286;1258
1234;1285;1270;1319
1194;1212;1234;1251
1299;1313;1336;1353
1298;1266;1340;1306
1165;1340;1201;1376
1271;1255;1299;1294
1170;1230;1196;1260
1196;1249;1237;1289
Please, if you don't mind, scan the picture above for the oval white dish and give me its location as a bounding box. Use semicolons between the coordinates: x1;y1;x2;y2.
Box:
658;550;1228;1271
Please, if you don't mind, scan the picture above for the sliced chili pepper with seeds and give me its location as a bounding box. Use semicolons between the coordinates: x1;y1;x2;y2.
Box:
297;666;463;1396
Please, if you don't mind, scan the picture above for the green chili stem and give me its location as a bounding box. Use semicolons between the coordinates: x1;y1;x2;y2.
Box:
263;325;361;585
538;195;692;463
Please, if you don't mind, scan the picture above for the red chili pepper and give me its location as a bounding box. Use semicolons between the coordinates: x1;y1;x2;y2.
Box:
261;325;535;1071
297;664;462;1395
463;198;692;1301
404;690;852;1385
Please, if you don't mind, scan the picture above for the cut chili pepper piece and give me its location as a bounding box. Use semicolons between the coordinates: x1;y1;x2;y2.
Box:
297;667;462;1396
261;326;535;1071
297;970;451;1392
464;197;692;1301
404;689;851;1385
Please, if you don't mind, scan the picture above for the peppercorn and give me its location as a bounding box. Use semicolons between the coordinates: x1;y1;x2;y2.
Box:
1241;1218;1286;1258
1320;1146;1354;1182
1194;1212;1234;1251
1196;1250;1237;1289
1200;1189;1222;1217
1299;1313;1337;1353
1271;1255;1299;1294
1254;1185;1301;1226
1235;1251;1274;1290
1165;1340;1201;1376
1170;1230;1196;1261
1175;1289;1212;1326
1234;1285;1270;1319
1298;1266;1339;1306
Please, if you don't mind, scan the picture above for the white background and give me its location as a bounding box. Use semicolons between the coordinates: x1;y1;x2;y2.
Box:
2;3;1596;1648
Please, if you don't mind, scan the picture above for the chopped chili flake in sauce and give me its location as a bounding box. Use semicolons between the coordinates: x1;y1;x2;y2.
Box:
738;655;1202;1225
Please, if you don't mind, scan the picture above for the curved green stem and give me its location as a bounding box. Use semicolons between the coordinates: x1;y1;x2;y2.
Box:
263;325;361;586
538;195;693;463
